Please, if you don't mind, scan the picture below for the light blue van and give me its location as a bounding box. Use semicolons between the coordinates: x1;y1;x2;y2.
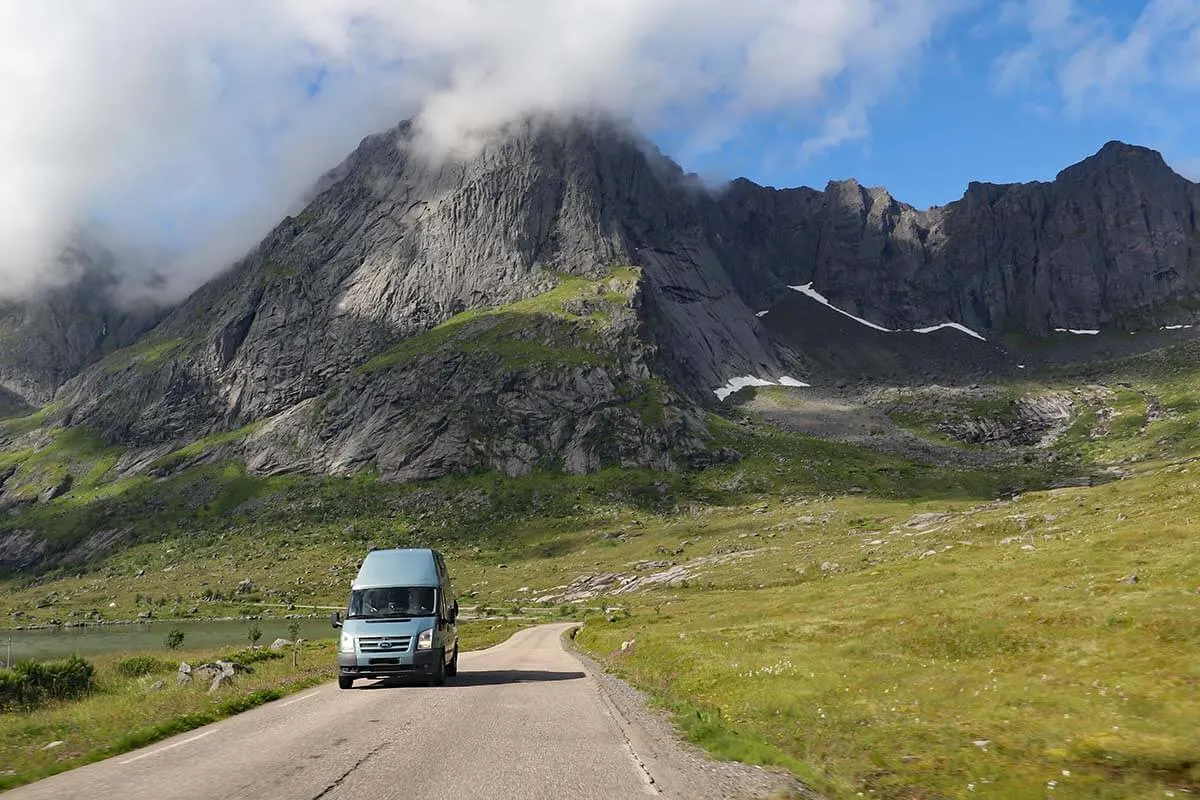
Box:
331;548;459;688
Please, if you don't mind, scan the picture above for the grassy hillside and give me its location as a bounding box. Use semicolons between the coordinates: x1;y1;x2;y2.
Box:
1;342;1198;798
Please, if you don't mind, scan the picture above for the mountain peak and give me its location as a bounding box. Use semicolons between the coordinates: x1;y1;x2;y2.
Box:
1056;140;1175;183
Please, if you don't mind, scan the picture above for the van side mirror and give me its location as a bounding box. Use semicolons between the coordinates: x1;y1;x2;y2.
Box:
330;611;343;629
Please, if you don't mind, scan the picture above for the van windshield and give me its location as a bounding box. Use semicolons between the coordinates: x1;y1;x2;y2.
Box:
348;586;437;619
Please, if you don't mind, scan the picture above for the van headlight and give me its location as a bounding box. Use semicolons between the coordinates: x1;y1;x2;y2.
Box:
416;627;434;650
339;632;355;653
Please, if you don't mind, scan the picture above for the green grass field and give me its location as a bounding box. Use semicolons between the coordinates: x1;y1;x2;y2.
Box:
2;342;1199;798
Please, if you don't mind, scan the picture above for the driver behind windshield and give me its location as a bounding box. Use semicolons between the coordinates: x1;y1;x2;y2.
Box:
351;587;435;617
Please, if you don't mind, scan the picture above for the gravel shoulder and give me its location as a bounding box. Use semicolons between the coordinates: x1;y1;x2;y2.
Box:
566;626;818;800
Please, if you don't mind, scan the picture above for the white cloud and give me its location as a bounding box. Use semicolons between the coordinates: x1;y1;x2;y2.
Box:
995;0;1200;113
0;0;958;301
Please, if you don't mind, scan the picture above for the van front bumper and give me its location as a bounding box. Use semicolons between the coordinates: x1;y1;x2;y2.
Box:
338;649;442;679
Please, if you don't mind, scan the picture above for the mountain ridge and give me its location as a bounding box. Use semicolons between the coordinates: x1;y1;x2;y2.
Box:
1;116;1197;489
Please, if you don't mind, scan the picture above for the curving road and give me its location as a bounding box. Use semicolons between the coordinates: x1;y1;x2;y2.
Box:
5;624;787;800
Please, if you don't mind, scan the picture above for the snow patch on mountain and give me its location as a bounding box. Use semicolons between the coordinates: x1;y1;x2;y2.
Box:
788;284;986;340
714;375;810;401
912;323;987;341
789;283;890;332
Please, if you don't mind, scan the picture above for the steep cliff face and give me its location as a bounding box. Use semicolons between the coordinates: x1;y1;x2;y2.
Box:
52;119;726;476
933;142;1200;334
728;141;1200;336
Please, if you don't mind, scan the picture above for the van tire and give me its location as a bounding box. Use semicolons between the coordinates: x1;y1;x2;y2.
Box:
446;645;458;678
338;676;354;690
430;653;446;687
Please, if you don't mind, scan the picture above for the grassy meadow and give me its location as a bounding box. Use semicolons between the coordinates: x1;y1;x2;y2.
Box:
2;342;1199;798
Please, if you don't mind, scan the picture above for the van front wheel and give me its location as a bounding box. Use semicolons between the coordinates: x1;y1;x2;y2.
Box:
338;676;354;690
430;653;446;687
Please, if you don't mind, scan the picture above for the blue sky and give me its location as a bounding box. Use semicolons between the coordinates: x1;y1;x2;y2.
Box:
654;1;1200;209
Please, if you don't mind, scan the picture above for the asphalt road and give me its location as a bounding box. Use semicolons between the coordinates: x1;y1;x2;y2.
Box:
5;624;781;800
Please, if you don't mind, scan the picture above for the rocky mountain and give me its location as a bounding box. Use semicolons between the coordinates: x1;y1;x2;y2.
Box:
711;140;1200;337
0;244;165;409
4;116;1198;486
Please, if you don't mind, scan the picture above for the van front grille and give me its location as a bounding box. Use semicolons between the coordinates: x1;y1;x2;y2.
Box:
358;635;412;653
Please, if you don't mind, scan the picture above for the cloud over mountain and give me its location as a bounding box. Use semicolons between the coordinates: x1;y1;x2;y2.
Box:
0;0;954;300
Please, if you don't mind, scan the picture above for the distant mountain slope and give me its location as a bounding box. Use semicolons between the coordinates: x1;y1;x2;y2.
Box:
2;116;1197;486
0;245;165;408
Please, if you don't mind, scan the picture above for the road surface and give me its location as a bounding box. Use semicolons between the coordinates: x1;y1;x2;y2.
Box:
5;624;789;800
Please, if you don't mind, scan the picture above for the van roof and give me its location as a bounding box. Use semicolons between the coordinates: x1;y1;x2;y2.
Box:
352;548;441;590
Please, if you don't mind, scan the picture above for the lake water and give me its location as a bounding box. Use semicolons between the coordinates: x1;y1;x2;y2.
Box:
1;617;338;665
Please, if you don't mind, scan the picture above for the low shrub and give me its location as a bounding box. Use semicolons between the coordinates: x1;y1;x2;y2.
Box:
0;655;96;710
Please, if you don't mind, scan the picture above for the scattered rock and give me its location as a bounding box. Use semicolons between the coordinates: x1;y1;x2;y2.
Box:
135;568;146;578
905;512;953;529
137;610;153;620
209;672;235;692
41;741;64;751
148;680;166;691
177;662;192;685
235;578;254;595
1021;544;1037;552
1120;574;1139;585
268;638;294;650
197;660;254;693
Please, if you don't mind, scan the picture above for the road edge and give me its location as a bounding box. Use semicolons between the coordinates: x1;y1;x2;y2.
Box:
561;625;820;800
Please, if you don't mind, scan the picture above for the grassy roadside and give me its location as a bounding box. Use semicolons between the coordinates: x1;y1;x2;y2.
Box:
575;464;1200;799
0;641;334;791
0;619;534;791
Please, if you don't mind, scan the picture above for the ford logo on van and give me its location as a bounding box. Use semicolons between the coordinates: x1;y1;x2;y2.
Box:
379;641;392;649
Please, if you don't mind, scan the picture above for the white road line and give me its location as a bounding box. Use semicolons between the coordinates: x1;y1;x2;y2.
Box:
119;730;215;765
280;691;321;707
